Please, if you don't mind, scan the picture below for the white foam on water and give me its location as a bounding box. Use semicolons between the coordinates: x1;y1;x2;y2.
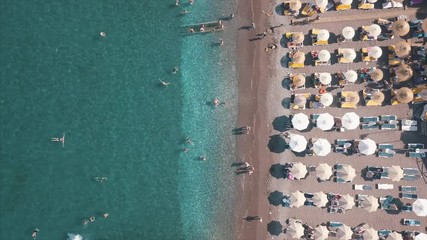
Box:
67;233;83;240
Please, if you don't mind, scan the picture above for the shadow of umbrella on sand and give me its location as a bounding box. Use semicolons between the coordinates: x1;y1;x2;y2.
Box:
268;221;283;236
268;191;284;206
272;115;291;132
270;164;285;179
268;135;287;153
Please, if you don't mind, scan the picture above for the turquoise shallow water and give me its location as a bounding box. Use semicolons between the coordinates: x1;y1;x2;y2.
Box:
0;1;238;239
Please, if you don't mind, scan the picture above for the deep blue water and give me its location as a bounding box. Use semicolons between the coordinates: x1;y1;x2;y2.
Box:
0;0;238;239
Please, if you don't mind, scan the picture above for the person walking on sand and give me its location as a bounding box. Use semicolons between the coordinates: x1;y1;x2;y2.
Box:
244;216;262;222
251;22;256;29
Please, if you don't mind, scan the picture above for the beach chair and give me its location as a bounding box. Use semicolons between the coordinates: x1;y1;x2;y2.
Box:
377;184;394;190
401;204;412;212
380;115;397;121
328;221;343;229
340;91;358;109
381;123;399;130
403;175;420;181
400;186;417;192
408;151;426;158
382;0;403;8
291;93;310;110
354;184;372;190
336;3;351;11
358;2;374;9
301;3;316;16
378;144;395;158
335;177;346;183
361;48;376;62
361;116;378;123
407;143;424;150
304;201;315;206
400;193;418;199
362;123;380;130
401;120;417;131
336;139;350;146
403;219;420;226
338;48;351;63
311;29;328;46
289;61;304;69
334;164;343;170
378;230;392;238
285;32;304;49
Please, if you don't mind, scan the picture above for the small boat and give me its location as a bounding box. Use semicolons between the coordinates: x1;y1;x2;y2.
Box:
182;20;224;35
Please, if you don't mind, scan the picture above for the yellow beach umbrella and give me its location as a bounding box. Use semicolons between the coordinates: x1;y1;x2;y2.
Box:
292;74;306;87
292;32;304;43
395;87;414;103
395;64;413;82
395;41;411;58
289;0;302;11
345;91;360;104
292;51;305;63
392;20;410;36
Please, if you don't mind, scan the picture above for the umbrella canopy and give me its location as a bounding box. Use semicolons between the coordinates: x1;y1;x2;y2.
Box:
292;74;306;87
362;195;379;212
318;29;330;41
313;191;328;207
342;26;355;39
319;72;332;85
289;0;302;11
370;69;383;81
313;225;329;240
415;233;427;240
341;0;352;4
292;32;304;43
290;162;308;179
318;50;331;61
316;113;334;131
338;165;356;182
395;41;411;58
339;194;355;210
343;49;356;62
395;87;414;103
358;138;376;155
388;165;403;182
267;221;283;236
292;51;305;63
286;221;305;239
395;64;413;82
371;91;385;104
363;228;379;240
320;93;333;106
344;91;360;104
423;19;427;33
369;46;382;59
412;199;427;217
386;232;403;240
345;70;358;83
313;138;331;156
342;112;360;130
337;225;353;240
292;113;309;131
316;163;333;181
289;191;306;208
315;0;328;7
289;134;308;152
369;24;382;37
392;20;409;36
294;95;307;106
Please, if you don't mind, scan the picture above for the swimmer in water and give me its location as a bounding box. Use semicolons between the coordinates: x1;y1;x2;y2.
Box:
159;79;170;87
213;98;220;106
83;219;90;225
172;66;179;74
103;213;109;218
199;156;206;161
90;216;95;222
32;228;39;239
180;10;189;14
100;32;106;37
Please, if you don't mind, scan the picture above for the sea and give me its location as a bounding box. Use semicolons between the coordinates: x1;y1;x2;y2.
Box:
0;1;239;239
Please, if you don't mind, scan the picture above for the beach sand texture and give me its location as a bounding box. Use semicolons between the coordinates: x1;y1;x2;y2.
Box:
235;1;427;239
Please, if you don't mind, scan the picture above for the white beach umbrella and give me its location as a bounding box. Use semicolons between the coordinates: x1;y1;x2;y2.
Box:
337;225;353;240
312;138;331;156
289;134;307;153
368;0;377;3
363;228;379;240
343;49;356;62
318;29;330;41
339;194;355;210
412;199;427;217
289;191;306;208
316;163;333;181
315;0;328;7
319;72;332;85
313;225;329;240
337;165;356;182
290;162;308;179
318;50;331;61
362;195;379;212
342;26;355;39
342;112;360;130
286;221;305;239
388;165;403;182
316;113;334;131
369;24;382;37
341;0;353;4
320;93;333;107
289;0;302;11
358;138;376;155
387;232;403;240
313;191;328;207
344;70;358;83
415;233;427;240
369;46;382;59
292;113;310;131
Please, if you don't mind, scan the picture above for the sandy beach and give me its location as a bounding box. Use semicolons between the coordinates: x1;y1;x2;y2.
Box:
234;1;427;239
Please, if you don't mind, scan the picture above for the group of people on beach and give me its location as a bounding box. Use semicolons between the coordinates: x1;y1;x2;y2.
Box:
234;162;254;175
233;126;251;135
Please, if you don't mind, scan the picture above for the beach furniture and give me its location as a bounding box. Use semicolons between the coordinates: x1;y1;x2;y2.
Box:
381;121;398;129
401;204;412;212
402;219;420;226
291;93;310;110
301;3;317;16
363;88;384;107
362;122;380;130
358;0;374;9
400;193;418;199
361;116;379;123
285;32;304;49
338;48;356;63
340;91;359;109
361;48;376;62
334;177;346;183
378;230;392;238
327;221;343;229
336;0;352;11
311;29;329;45
290;74;306;90
334;164;343;170
388;45;405;65
289;51;305;69
408;151;426;158
400;186;417;192
377;144;395;158
403;175;420;181
354;184;372;190
383;0;403;8
377;184;394;190
401;120;417;131
412;87;427;104
391;87;414;105
381;115;397;121
283;1;302;16
408;143;424;149
313;72;332;88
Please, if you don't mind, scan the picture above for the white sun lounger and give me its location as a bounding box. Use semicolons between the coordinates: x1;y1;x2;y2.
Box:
377;184;394;190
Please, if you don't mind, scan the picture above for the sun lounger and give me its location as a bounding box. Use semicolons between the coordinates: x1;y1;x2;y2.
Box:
362;123;380;130
361;116;378;123
354;184;372;190
328;221;343;229
336;4;351;11
304;201;315;206
378;144;393;150
401;204;412;212
377;144;395;158
400;193;418;199
381;115;397;121
403;168;420;175
402;120;418;131
400;186;417;192
403;219;420;226
378;230;392;237
383;0;403;8
335;177;346;183
403;175;420;181
358;3;374;9
301;3;316;16
377;184;394;190
289;62;304;69
334;164;343;170
381;123;398;130
336;139;351;146
408;143;424;149
340;102;357;109
408;152;426;158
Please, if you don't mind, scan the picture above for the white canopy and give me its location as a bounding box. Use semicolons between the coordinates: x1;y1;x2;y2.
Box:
345;70;358;83
316;163;333;181
289;134;308;152
342;112;360;130
341;0;353;4
412;199;427;217
342;26;355;39
337;165;356;182
358;138;376;155
369;46;383;59
343;49;356;62
318;50;331;61
363;228;379;240
415;233;427;240
362;195;379;212
292;113;310;131
339;194;355;210
388;165;403;182
318;29;330;41
313;191;328;207
313;138;331;156
290;191;306;208
290;162;308;179
337;225;353;240
315;0;328;7
369;24;382;37
319;72;332;85
286;221;305;239
313;225;329;240
320;93;333;106
316;113;334;131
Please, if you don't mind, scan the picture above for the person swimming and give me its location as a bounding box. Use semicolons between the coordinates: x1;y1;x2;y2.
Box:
83;219;89;225
180;10;189;14
199;156;206;161
213;98;220;106
159;79;170;87
32;228;39;239
172;66;179;74
100;32;106;37
89;216;95;222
